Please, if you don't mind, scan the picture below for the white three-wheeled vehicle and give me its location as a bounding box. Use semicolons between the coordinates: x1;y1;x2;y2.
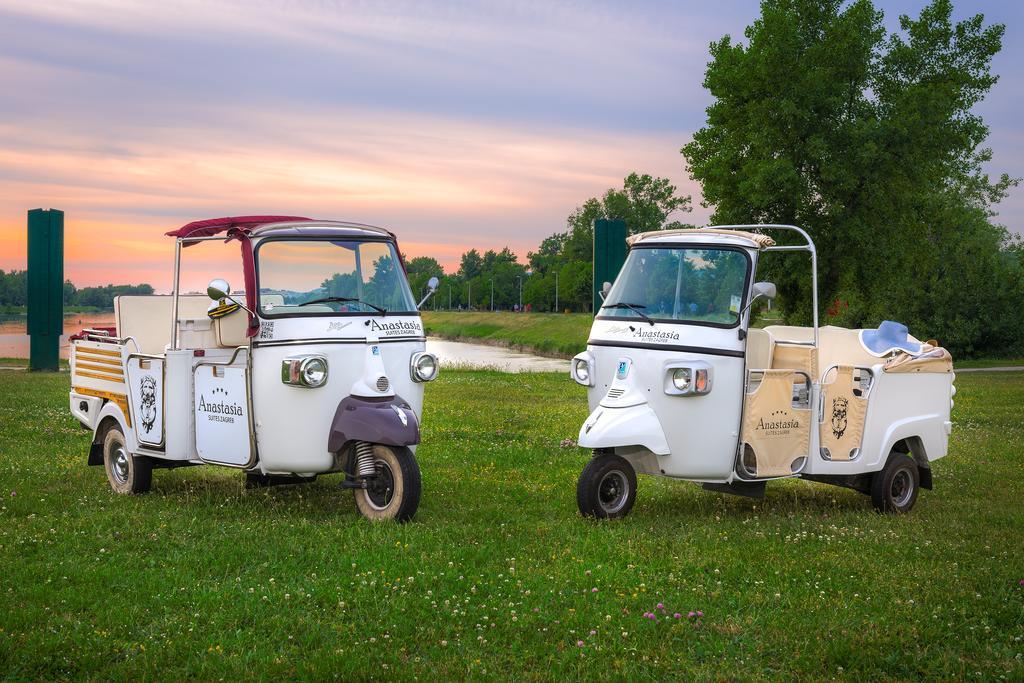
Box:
571;225;955;517
69;216;439;521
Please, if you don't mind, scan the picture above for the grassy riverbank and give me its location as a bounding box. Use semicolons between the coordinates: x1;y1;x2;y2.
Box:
422;311;592;357
1;368;1022;679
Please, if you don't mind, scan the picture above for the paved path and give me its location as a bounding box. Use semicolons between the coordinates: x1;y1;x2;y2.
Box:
955;366;1024;373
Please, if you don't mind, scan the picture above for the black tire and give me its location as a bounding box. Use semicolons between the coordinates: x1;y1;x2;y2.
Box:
577;453;637;519
871;452;920;513
353;445;421;522
102;424;152;494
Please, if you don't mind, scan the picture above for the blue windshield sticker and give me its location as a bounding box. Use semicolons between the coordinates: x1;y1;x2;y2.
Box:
372;345;380;355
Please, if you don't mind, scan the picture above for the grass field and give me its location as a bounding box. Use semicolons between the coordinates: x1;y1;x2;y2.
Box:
1;368;1023;680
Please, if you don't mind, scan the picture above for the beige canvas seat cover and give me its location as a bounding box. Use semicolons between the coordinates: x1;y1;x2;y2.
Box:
741;369;811;477
771;342;818;380
884;345;953;373
819;365;868;461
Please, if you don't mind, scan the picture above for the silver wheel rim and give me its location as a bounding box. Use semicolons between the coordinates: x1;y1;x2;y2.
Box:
890;469;914;507
364;460;395;511
597;470;629;514
111;445;129;484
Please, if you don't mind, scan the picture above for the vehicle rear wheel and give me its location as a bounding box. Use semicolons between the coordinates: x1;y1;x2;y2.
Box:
353;445;421;522
577;453;637;519
871;452;919;513
102;424;152;494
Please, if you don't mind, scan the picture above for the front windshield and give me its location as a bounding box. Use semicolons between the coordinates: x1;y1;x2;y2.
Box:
256;239;416;316
602;246;749;326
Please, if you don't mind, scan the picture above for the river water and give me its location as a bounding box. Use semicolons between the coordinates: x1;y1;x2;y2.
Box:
0;313;569;373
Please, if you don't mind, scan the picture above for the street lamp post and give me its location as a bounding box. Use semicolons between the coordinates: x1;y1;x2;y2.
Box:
519;269;532;312
554;271;559;313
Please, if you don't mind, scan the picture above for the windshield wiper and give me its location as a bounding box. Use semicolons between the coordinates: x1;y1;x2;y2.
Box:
299;296;387;315
602;301;655;326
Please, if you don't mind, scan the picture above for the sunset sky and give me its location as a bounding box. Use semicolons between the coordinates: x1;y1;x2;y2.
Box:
1;0;1021;293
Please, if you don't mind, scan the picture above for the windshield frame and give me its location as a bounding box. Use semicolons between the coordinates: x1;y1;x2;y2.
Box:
595;242;753;330
253;236;417;319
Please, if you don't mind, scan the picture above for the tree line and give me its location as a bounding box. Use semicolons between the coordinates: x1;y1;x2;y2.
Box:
407;171;691;314
0;270;154;310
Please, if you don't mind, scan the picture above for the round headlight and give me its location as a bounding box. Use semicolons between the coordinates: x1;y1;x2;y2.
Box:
671;367;691;391
413;353;438;382
300;357;328;387
574;358;590;383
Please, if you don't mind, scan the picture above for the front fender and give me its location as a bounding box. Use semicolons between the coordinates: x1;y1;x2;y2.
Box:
327;395;420;453
578;403;669;456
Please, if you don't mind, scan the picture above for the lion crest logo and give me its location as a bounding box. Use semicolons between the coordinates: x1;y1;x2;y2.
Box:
830;396;848;439
140;375;158;433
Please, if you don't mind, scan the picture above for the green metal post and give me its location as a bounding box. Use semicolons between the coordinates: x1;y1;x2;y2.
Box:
593;218;627;314
27;208;64;371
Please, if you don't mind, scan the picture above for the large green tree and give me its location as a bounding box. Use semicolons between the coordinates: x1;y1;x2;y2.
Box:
682;0;1020;355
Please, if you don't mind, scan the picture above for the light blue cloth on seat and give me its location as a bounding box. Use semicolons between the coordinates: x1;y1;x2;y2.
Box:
859;320;923;357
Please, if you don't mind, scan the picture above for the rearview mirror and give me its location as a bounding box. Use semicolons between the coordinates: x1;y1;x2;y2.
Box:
427;276;439;292
207;278;231;300
751;281;776;300
601;281;612;298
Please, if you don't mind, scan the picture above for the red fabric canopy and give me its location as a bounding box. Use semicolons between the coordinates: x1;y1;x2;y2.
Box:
165;215;313;239
166;216;313;338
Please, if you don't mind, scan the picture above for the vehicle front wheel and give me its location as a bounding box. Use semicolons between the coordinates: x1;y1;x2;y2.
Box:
577;453;637;519
353;445;421;522
871;452;920;514
102;424;152;494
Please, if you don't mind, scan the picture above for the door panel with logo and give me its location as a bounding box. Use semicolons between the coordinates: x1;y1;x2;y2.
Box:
127;356;164;447
193;362;253;467
739;369;812;478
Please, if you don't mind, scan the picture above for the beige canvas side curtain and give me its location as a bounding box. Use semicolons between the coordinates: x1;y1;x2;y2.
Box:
740;369;812;478
819;365;870;461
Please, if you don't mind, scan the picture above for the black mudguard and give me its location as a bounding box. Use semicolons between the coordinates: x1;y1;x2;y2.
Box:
327;394;420;453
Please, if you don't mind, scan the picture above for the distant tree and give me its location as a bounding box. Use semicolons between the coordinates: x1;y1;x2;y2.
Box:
405;256;445;303
512;173;694;312
527;233;567;276
458;249;483;280
69;283;154;309
0;270;27;306
565;173;693;263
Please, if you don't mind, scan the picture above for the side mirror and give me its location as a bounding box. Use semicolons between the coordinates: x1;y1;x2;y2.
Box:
738;281;777;322
601;281;612;298
417;277;440;310
207;278;231;301
751;281;776;301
